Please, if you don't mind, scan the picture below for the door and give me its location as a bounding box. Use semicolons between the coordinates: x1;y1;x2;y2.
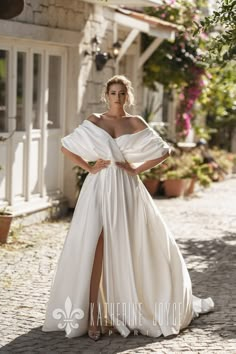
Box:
0;39;67;207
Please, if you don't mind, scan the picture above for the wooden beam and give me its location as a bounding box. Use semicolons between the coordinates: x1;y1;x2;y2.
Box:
149;28;176;41
110;12;176;41
113;12;150;34
116;29;140;63
83;0;163;6
138;37;163;69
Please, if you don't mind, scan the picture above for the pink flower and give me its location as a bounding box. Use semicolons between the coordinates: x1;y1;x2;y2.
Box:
183;113;191;121
206;72;213;79
199;80;205;87
200;32;209;40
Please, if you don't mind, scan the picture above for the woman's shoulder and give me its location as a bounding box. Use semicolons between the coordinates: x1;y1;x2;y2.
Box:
128;115;149;129
86;113;100;123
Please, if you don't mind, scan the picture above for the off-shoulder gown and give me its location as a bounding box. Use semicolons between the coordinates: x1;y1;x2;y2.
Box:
42;118;214;338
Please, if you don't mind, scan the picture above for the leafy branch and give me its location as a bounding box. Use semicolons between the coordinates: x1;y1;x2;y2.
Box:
194;0;236;64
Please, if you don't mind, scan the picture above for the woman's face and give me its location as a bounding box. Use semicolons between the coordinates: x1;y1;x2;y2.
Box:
107;83;128;107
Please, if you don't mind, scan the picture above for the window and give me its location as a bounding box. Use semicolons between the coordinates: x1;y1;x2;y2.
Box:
16;52;26;131
32;53;42;129
48;55;61;129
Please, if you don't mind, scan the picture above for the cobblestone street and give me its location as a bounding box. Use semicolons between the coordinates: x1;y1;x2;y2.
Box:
0;177;236;353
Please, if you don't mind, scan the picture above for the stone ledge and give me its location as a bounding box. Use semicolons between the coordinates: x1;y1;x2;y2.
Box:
0;19;83;45
11;197;69;227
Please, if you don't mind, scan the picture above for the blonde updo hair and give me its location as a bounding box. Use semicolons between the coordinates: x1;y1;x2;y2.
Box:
101;75;135;107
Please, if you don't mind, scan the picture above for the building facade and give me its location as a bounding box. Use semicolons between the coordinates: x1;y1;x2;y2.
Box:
0;0;177;213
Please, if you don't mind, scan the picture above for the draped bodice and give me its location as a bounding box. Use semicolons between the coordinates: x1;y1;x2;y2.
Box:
61;119;170;163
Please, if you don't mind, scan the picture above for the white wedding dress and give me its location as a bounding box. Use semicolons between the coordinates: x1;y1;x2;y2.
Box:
42;118;214;338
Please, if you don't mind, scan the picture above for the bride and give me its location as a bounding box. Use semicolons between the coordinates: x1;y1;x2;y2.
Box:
42;75;214;341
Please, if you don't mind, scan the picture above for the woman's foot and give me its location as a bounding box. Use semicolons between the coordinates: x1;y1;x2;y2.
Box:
88;328;101;341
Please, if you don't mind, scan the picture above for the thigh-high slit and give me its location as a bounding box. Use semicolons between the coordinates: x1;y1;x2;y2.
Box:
89;229;104;327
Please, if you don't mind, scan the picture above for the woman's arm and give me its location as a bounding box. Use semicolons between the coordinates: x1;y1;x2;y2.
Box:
61;146;92;172
61;146;110;174
116;151;170;176
135;151;170;174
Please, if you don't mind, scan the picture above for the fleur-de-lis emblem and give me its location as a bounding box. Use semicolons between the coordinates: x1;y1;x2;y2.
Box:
53;296;84;335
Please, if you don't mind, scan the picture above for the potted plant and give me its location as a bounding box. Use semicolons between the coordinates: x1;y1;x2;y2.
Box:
196;164;213;187
140;163;166;196
73;166;89;197
161;154;187;197
182;150;216;193
140;168;160;196
73;161;96;196
178;154;202;196
163;169;188;197
0;207;13;244
161;152;212;197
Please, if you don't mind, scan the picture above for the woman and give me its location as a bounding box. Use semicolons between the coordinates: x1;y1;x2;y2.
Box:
42;75;214;341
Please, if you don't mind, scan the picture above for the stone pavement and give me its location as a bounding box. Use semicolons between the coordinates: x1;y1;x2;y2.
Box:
0;177;236;354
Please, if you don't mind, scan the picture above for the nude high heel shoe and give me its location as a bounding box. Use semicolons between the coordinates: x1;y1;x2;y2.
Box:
88;308;101;341
88;328;101;341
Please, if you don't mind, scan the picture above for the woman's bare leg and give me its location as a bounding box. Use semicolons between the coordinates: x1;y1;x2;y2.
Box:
89;230;104;331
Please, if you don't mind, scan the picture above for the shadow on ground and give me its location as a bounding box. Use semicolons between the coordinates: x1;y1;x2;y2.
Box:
1;232;236;353
178;231;236;341
0;327;180;354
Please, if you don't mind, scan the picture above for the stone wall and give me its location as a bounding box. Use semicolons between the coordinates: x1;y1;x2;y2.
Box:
13;0;88;31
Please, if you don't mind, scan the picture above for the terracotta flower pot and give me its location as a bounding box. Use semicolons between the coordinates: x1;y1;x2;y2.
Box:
0;214;13;243
143;179;160;196
164;179;186;198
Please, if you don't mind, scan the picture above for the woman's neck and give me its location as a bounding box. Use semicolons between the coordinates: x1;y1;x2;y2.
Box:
106;107;127;119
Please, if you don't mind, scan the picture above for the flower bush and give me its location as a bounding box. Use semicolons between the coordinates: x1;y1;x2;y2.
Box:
143;0;208;138
197;65;236;150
